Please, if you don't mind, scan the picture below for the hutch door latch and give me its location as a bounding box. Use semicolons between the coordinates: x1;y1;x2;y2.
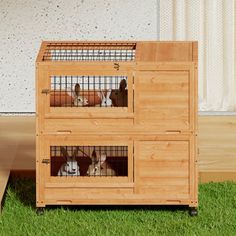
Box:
114;63;120;70
42;159;50;164
41;89;50;95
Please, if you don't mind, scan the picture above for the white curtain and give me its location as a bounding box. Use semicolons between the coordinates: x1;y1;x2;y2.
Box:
160;0;236;111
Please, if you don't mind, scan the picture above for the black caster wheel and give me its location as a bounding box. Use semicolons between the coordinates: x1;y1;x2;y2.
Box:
189;207;198;216
36;207;45;215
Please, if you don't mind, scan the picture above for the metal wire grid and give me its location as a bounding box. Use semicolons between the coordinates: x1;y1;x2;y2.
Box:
50;146;128;177
42;43;136;61
50;75;128;107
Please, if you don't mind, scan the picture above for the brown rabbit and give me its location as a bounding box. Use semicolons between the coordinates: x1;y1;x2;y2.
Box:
109;79;128;107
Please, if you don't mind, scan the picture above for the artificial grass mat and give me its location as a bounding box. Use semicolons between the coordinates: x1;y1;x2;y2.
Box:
0;179;236;236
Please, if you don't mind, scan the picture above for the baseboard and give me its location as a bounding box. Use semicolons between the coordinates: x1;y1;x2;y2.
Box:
199;171;236;183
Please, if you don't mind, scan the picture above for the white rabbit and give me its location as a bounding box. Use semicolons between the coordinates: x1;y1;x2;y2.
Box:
98;90;112;107
58;147;80;176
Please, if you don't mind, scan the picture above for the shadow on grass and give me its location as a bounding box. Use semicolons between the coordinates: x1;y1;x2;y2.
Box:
7;177;189;213
6;177;36;208
50;204;189;214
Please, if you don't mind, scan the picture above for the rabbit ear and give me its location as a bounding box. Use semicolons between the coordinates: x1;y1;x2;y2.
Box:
60;147;68;159
97;91;104;99
106;89;112;97
92;150;98;163
74;83;80;96
100;153;106;164
100;91;105;100
72;147;78;158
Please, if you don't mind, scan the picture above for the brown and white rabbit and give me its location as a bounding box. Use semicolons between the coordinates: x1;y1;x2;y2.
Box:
87;150;116;176
73;83;89;106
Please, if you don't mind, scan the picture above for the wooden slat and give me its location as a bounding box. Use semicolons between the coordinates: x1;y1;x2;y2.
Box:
44;199;191;205
43;118;133;133
135;42;194;62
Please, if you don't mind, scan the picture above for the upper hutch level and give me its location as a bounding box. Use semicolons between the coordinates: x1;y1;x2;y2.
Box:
36;41;198;132
36;41;198;63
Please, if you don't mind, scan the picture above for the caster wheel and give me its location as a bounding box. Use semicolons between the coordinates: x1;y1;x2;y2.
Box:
36;207;45;215
189;207;198;216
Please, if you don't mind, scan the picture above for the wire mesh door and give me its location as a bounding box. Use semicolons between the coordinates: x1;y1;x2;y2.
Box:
50;75;128;108
50;145;128;177
40;69;134;118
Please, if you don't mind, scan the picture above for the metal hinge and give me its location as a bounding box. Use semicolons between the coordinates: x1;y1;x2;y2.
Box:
41;89;50;95
42;159;50;164
114;63;120;70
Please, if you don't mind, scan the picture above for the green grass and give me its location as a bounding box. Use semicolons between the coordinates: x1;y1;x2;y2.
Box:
0;179;236;236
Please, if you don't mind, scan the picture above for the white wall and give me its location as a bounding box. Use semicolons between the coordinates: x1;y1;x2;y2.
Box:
0;0;159;112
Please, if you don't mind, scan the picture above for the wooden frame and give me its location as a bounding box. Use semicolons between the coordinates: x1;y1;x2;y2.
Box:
36;41;198;210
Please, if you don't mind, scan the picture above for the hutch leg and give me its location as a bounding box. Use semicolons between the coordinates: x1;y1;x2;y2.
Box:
36;207;45;215
189;207;198;216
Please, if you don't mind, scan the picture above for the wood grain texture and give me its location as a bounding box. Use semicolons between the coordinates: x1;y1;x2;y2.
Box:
135;140;190;198
135;70;191;131
135;42;195;62
198;116;236;171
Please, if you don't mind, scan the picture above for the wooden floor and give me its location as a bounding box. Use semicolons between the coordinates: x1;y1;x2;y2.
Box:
198;116;236;182
0;117;35;170
0;116;236;181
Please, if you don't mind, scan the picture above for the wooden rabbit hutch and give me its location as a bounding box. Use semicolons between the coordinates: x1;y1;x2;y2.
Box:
36;41;198;215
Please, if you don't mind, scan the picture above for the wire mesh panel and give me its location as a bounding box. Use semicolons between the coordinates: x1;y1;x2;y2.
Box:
43;42;136;61
50;76;128;107
50;146;128;177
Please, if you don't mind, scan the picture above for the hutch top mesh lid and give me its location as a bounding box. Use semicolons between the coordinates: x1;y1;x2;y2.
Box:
41;42;136;62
